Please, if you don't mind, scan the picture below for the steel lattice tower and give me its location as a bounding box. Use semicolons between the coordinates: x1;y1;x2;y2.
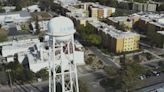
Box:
47;16;79;92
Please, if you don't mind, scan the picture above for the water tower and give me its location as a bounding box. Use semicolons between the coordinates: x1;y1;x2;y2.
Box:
47;16;79;92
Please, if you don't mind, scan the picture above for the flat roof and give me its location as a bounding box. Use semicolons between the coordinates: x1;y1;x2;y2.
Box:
0;11;31;17
89;20;139;39
138;12;164;28
108;16;129;23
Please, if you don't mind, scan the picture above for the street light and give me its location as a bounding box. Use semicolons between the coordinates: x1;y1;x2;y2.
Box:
6;69;13;92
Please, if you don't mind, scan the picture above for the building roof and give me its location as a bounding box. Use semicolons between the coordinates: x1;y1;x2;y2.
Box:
108;16;129;23
0;11;31;17
7;23;30;36
89;20;139;39
137;12;164;28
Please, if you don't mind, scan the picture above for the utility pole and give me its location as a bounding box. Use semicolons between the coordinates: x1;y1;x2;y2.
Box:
6;69;13;92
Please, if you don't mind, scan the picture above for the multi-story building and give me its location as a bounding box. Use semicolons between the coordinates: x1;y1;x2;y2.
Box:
91;7;99;18
107;16;133;31
0;37;85;73
54;0;78;5
30;12;53;32
83;3;115;18
134;12;164;47
133;2;157;12
98;8;104;18
22;5;41;13
0;11;31;25
66;11;98;27
89;21;140;53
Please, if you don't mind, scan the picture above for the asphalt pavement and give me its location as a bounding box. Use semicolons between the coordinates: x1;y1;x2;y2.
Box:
88;46;121;68
0;81;49;92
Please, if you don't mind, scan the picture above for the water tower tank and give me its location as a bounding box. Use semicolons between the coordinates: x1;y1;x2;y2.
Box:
48;16;76;42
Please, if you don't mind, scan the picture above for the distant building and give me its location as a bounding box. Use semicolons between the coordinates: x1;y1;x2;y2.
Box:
84;3;115;18
89;21;140;53
108;16;133;31
2;6;16;12
66;12;98;27
30;12;53;33
0;37;85;72
0;11;31;25
117;1;157;12
133;2;157;12
134;12;164;47
22;5;41;13
31;20;49;32
55;0;78;6
1;38;40;62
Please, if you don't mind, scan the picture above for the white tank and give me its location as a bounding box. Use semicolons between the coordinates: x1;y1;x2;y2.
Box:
48;16;76;42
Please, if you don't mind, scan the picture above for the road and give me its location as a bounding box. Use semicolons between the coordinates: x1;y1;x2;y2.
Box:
0;81;49;92
88;46;121;68
0;66;106;92
140;58;164;65
78;68;107;92
136;73;164;92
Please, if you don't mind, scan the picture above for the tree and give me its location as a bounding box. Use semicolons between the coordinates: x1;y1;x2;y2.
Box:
0;29;8;42
77;24;102;46
35;16;40;35
87;34;102;46
126;0;149;3
104;62;145;91
158;61;164;72
15;4;22;11
10;0;30;11
24;69;35;82
39;0;53;11
104;66;118;78
5;60;35;83
118;62;145;92
85;57;94;65
36;68;49;80
157;4;164;11
0;6;5;13
79;79;90;92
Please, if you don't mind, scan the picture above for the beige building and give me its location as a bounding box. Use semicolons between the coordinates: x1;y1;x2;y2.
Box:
91;7;99;18
83;2;115;18
89;21;140;53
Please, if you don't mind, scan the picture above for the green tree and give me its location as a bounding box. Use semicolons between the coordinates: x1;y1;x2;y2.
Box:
87;34;102;46
5;60;35;83
157;4;164;11
104;66;118;78
36;68;49;80
39;0;53;11
79;79;90;92
24;69;35;82
35;16;40;35
0;6;5;13
0;29;8;42
158;61;164;72
118;62;145;92
15;4;22;11
12;0;30;11
77;24;102;46
104;62;145;91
